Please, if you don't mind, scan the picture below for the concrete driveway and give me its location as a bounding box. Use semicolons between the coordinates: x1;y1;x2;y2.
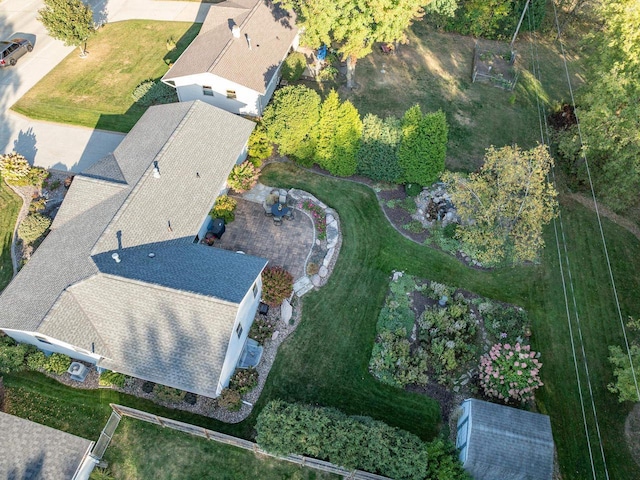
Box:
0;0;210;172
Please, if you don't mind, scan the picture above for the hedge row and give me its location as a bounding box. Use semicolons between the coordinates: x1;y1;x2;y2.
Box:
256;400;468;480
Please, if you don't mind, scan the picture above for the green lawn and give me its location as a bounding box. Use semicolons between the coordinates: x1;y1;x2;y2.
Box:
105;418;338;480
4;164;639;478
310;24;583;172
0;178;21;291
11;21;201;133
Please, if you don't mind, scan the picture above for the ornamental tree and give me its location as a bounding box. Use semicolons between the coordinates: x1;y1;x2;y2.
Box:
479;342;543;403
0;152;31;183
442;144;558;264
18;213;51;244
261;266;293;307
38;0;96;56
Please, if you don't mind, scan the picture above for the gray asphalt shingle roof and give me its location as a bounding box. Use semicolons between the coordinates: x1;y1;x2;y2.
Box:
0;101;264;397
163;0;298;93
0;411;92;480
460;399;554;480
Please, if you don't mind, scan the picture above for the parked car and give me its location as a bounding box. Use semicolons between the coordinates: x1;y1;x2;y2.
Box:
0;38;33;67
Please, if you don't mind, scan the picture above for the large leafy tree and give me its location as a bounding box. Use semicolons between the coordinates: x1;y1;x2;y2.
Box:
398;105;448;186
442;144;558;264
313;90;362;177
262;85;321;163
608;317;640;403
38;0;96;56
558;0;640;211
282;0;428;88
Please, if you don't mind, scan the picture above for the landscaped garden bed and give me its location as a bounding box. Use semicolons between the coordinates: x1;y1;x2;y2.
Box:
369;271;537;421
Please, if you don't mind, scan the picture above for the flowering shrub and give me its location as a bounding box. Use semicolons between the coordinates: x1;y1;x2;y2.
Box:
209;195;237;223
249;316;277;343
227;161;259;193
229;368;259;395
218;388;242;411
301;200;327;239
262;266;293;307
479;343;543;403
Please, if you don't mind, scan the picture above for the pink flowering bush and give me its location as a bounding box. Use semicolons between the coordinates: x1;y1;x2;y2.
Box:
301;200;327;239
479;342;543;403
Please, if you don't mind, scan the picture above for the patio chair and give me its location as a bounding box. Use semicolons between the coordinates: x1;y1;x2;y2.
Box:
273;216;283;226
279;193;287;205
284;208;295;221
263;201;274;217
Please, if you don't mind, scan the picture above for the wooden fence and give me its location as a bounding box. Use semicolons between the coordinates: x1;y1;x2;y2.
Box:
110;404;392;480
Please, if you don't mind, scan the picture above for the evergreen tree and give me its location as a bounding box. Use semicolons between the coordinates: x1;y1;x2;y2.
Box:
356;114;403;182
398;106;448;186
314;90;362;176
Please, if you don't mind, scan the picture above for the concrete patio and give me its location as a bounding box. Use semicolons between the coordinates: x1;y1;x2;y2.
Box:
213;197;314;281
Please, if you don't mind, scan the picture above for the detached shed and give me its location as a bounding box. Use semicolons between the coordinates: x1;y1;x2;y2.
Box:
456;399;554;480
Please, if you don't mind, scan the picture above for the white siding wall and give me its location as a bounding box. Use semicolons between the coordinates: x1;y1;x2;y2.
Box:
216;274;263;395
171;73;261;116
1;328;100;364
195;143;251;241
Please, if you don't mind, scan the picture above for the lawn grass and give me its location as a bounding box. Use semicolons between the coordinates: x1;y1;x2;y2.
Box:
0;178;21;291
309;24;583;172
105;417;338;480
4;164;638;478
11;21;201;133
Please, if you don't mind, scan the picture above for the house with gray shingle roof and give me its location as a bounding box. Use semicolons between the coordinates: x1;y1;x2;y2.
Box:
456;398;555;480
162;0;299;116
0;411;96;479
0;100;268;398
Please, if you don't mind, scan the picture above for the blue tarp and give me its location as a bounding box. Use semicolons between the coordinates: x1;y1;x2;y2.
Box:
317;45;327;61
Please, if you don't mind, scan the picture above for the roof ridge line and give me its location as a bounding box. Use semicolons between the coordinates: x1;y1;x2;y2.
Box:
208;0;263;72
98;272;242;306
90;104;197;257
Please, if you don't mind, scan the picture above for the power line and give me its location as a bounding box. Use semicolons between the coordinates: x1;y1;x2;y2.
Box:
550;0;640;404
525;5;610;478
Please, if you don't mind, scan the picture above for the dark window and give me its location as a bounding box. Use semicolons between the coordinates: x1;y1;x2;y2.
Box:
203;86;214;96
35;335;52;345
226;90;237;99
252;283;258;298
236;323;243;338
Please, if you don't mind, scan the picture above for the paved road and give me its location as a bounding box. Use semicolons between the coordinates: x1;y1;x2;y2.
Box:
0;0;209;172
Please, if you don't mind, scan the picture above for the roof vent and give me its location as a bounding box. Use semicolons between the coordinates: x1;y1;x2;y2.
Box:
148;252;156;258
111;252;121;263
245;33;252;50
153;166;160;178
232;25;241;38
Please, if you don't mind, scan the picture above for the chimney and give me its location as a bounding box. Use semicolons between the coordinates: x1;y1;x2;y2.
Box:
245;33;252;50
232;25;241;38
111;252;121;263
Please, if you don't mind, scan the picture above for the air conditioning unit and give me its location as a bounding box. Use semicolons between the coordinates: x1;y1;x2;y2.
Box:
67;362;89;382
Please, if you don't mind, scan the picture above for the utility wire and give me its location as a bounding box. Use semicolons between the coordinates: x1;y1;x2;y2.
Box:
550;0;640;404
525;5;611;478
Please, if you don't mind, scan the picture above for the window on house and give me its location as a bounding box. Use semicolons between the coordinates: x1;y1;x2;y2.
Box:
226;89;237;99
236;323;243;338
35;335;52;345
252;282;258;298
203;86;214;96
